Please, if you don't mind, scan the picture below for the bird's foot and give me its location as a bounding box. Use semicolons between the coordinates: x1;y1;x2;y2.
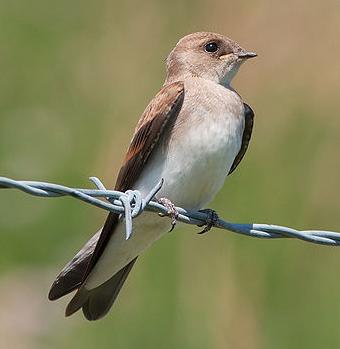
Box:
197;209;219;234
158;197;179;232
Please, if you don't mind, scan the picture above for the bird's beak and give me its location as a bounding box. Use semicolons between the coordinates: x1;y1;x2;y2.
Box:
237;51;257;60
219;51;257;61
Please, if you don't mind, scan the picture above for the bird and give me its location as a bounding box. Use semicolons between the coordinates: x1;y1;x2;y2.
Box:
48;31;256;321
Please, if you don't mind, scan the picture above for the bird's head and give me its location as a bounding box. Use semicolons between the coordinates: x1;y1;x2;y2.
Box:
166;32;256;86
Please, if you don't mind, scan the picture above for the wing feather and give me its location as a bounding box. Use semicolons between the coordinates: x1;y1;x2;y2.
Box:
228;103;254;175
82;81;185;281
49;82;185;301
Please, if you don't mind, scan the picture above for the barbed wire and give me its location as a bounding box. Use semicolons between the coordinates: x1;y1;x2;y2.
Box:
1;176;340;246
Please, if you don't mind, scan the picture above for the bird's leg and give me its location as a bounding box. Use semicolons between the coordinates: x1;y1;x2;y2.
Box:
157;197;179;232
197;209;219;234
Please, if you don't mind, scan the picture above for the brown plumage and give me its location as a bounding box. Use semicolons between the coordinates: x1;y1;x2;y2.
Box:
49;31;256;320
50;82;185;319
228;103;254;175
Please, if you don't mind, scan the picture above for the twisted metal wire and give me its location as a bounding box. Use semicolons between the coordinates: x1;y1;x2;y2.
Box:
1;176;340;246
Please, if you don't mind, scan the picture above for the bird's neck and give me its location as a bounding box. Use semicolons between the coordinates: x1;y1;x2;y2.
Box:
164;73;233;90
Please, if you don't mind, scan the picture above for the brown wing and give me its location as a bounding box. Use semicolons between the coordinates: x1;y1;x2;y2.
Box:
115;81;185;191
82;81;185;281
228;103;254;175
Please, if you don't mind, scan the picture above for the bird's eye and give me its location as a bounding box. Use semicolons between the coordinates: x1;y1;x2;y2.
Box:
205;42;218;53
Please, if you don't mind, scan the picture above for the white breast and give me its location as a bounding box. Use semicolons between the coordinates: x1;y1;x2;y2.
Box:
136;78;245;210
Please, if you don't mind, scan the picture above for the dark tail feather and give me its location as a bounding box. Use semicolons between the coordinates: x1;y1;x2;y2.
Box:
49;231;100;301
65;257;138;321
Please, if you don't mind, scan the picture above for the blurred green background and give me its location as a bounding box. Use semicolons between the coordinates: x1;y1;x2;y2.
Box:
1;0;340;348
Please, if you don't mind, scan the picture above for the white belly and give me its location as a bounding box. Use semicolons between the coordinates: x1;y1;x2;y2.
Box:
85;79;245;289
160;111;243;209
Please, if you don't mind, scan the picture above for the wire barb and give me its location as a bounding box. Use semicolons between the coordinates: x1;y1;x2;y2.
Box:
0;176;339;246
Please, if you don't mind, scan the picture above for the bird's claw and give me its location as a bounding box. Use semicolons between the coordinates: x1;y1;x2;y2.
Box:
158;197;179;232
197;209;219;234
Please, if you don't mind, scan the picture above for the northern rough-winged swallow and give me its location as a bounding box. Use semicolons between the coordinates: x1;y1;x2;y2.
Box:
49;32;256;320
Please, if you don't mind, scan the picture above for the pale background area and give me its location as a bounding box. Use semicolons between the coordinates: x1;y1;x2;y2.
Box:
1;0;340;348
